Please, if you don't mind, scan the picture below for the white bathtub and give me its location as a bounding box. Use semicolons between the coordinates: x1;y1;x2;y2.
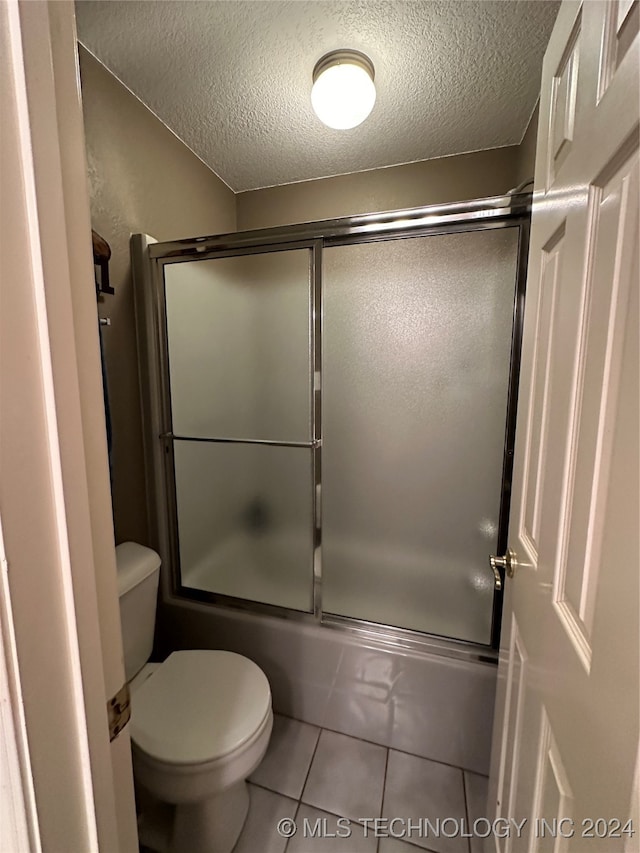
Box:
157;593;497;776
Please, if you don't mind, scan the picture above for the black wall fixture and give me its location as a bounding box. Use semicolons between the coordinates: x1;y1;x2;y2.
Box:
92;229;114;295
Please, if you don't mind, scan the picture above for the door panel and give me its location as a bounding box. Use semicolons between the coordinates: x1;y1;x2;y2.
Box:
520;222;565;563
529;709;575;853
488;2;639;850
554;153;638;668
175;440;314;612
162;246;317;613
494;615;528;842
164;249;312;442
322;228;519;644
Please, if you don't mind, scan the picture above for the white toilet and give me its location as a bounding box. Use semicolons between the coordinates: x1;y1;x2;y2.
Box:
116;542;273;853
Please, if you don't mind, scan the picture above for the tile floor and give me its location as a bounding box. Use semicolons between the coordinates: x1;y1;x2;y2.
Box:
233;714;490;853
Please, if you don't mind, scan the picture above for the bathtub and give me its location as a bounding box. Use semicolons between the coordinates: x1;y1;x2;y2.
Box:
157;594;497;776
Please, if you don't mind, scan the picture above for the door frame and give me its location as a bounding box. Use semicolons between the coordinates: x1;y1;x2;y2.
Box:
1;2;138;849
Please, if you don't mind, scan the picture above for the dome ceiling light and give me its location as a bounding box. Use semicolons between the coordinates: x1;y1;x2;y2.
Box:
311;49;376;130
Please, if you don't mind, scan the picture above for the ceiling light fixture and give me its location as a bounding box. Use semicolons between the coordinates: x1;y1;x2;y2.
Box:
311;49;376;130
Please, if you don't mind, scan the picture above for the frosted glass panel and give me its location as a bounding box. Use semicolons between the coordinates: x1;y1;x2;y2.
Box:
174;440;314;612
164;250;311;441
322;228;519;644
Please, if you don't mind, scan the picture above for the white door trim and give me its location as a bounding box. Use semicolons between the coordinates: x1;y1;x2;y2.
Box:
1;1;138;849
4;3;99;840
0;517;40;853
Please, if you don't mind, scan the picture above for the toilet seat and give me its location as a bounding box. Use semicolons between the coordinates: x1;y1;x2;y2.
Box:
131;650;271;766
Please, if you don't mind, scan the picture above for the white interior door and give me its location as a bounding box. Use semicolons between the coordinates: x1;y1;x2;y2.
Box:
488;1;639;851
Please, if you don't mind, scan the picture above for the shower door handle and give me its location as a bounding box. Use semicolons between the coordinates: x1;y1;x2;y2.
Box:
490;549;519;581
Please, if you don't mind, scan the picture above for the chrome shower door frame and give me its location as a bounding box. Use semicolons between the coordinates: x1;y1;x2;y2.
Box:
136;193;531;659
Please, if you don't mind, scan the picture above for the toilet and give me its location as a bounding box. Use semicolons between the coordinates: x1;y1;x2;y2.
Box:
116;542;273;853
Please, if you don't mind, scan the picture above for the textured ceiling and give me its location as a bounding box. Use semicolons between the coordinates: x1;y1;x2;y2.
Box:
75;1;559;192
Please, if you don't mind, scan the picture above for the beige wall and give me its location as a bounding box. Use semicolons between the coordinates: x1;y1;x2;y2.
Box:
515;103;539;187
236;146;521;230
79;48;236;546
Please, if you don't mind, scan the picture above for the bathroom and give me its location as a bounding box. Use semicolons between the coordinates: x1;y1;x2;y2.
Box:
2;1;638;851
80;1;547;847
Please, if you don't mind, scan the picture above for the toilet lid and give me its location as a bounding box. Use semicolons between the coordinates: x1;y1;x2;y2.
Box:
130;650;271;765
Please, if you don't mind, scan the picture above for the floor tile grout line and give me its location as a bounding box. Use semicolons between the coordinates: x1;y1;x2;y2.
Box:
284;799;303;853
299;727;389;822
292;790;381;847
248;779;300;803
377;747;390;853
252;767;440;853
298;723;323;803
249;715;322;801
374;750;443;853
290;798;440;846
382;834;443;853
462;769;472;853
273;711;489;778
257;719;474;853
288;799;443;853
380;746;390;820
388;836;442;853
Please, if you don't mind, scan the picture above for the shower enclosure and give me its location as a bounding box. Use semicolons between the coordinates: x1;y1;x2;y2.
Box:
134;194;530;653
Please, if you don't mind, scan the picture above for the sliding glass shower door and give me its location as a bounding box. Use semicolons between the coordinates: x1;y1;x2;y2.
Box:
322;228;519;644
163;248;315;612
147;198;529;649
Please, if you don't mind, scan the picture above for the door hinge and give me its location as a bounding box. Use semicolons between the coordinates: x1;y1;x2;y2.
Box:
107;683;131;742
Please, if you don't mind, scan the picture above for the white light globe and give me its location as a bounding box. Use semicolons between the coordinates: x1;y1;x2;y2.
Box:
311;57;376;130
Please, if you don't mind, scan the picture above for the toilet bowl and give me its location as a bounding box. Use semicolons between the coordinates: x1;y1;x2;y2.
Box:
131;649;273;853
116;543;273;853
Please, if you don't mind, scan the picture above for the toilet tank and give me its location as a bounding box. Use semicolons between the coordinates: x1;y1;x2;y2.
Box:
115;542;161;682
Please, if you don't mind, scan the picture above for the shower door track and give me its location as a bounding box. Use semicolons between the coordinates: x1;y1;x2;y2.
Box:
136;193;531;662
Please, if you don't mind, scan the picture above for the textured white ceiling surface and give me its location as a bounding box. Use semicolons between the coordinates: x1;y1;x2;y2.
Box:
76;0;559;192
